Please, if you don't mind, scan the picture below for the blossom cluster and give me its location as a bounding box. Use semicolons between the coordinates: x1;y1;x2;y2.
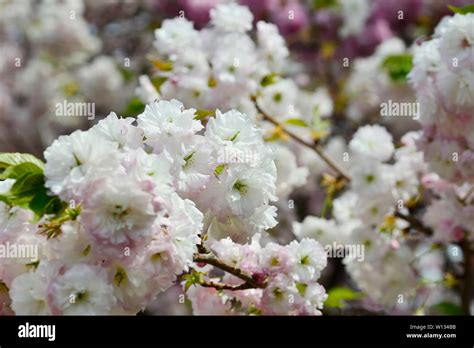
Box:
158;0;428;58
0;0;165;156
0;0;154;154
409;13;474;243
344;37;416;131
143;3;334;122
292;127;426;308
1;1;473;317
139;3;338;198
188;235;327;315
138;5;473;314
0;99;329;315
409;13;474;184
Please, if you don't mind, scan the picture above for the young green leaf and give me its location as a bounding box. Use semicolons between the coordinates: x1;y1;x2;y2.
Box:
10;173;45;199
431;301;463;315
285;118;308;127
0;162;43;180
123;97;146;117
448;4;474;14
381;54;413;83
313;0;338;10
0;153;44;170
325;287;364;308
151;76;167;91
194;109;214;121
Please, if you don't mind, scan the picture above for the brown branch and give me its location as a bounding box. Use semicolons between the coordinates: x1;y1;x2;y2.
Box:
254;101;351;182
461;240;472;315
193;253;265;289
394;211;433;236
198;279;258;291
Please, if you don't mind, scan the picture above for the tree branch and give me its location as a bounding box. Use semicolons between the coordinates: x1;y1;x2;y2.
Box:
198;279;258;291
394;211;433;236
254;101;351;182
193;253;266;289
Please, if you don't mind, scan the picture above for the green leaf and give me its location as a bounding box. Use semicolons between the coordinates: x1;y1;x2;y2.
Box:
312;0;338;10
0;162;43;180
123;97;146;117
311;113;331;141
6;171;61;218
29;188;50;217
118;66;135;82
325;287;364;308
0;153;44;170
44;196;65;216
194;109;214;121
0;194;12;205
285;118;308;127
448;4;474;14
151;76;167;91
29;188;64;219
264;125;288;142
431;301;463;315
381;54;413;83
4;173;52;217
151;59;173;71
11;173;44;199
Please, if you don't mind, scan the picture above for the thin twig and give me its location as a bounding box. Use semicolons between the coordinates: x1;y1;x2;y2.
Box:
254;101;351;182
193;253;265;289
198;279;257;291
394;211;433;236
